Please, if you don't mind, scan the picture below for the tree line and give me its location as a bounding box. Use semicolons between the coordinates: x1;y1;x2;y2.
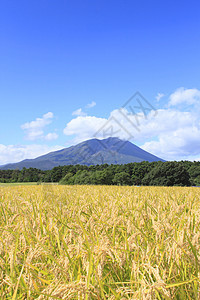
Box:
1;161;200;186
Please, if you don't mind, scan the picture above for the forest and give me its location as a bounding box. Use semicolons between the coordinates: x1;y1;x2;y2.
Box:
1;160;200;186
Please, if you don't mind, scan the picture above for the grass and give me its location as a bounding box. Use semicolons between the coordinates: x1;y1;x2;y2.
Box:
0;185;200;299
0;182;38;186
0;183;59;186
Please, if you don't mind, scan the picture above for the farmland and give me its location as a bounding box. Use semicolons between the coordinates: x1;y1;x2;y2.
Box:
0;185;200;299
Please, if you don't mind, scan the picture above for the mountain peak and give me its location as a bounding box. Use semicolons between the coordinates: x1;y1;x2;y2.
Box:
0;137;165;170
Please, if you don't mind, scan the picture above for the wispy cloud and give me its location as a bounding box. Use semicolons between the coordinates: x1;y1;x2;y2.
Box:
156;93;164;101
72;101;96;117
0;144;62;165
72;108;87;117
21;112;58;141
86;101;96;108
44;132;58;141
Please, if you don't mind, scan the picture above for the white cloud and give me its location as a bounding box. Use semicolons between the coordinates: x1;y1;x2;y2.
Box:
0;144;63;166
156;93;164;102
44;133;58;141
141;125;200;161
169;87;200;106
21;112;53;131
63;88;200;160
63;116;107;144
72;102;96;119
72;108;87;117
21;112;57;141
86;101;96;108
3;86;200;166
64;108;196;144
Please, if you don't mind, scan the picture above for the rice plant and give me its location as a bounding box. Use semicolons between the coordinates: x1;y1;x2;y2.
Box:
0;185;199;299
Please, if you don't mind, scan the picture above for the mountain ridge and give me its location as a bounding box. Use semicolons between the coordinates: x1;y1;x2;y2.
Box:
0;137;165;170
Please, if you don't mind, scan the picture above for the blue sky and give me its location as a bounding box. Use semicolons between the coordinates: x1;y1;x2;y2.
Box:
1;0;200;164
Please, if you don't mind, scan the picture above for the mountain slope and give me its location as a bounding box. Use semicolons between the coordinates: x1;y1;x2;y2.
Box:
0;137;165;170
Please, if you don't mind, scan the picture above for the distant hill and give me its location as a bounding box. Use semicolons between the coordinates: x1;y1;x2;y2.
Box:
0;137;165;170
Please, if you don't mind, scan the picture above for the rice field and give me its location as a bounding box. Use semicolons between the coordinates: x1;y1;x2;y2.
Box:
0;185;200;299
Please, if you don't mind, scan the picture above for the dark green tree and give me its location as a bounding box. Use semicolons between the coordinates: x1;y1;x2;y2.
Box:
113;172;131;185
188;164;200;186
59;172;74;185
142;162;190;186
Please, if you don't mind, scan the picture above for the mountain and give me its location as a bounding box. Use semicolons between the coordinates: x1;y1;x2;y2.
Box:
0;137;165;170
